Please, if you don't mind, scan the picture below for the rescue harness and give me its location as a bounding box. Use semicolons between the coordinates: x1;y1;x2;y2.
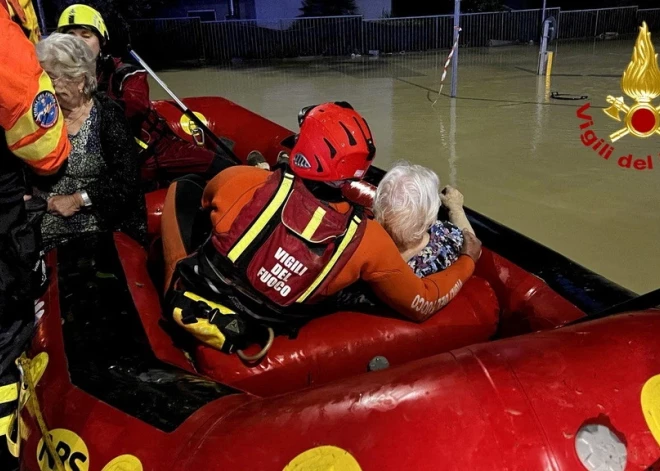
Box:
167;169;366;360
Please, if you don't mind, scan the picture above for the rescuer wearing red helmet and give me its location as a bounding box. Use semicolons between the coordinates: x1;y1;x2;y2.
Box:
1;0;70;461
56;4;236;188
161;102;481;354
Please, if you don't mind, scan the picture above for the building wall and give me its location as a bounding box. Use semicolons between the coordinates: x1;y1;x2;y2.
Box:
158;0;391;21
254;0;392;20
157;0;256;20
156;0;227;20
254;0;302;20
356;0;391;19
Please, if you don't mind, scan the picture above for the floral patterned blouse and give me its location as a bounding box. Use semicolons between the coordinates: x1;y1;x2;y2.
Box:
407;220;464;278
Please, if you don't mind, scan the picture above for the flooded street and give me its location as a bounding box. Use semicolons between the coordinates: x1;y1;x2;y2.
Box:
150;39;660;294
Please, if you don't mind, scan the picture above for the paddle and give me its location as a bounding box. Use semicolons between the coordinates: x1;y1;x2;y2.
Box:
127;46;241;165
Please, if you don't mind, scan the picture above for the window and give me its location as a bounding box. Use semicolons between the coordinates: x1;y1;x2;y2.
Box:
187;10;216;22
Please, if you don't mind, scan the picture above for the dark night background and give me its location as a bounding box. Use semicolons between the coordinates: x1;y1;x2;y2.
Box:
392;0;657;16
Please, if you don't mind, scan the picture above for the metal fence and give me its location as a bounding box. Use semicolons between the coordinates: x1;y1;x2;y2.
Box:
556;6;639;40
362;16;453;53
638;8;660;31
127;6;660;66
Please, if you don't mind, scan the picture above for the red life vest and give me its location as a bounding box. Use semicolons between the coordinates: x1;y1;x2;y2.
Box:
173;169;366;329
213;169;365;306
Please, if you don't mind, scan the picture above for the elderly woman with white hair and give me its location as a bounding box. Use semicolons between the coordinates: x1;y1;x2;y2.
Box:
334;162;479;310
32;33;146;250
374;162;476;277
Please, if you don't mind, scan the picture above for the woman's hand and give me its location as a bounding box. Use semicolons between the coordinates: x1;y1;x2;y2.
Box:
460;230;482;263
440;186;464;211
47;194;83;218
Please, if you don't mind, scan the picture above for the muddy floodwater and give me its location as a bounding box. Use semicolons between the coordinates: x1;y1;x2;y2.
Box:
150;39;660;294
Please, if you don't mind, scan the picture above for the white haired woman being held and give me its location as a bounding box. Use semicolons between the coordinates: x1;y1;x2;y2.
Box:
33;33;145;249
374;162;480;278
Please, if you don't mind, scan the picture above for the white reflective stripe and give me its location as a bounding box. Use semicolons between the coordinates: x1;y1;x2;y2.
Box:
119;69;147;92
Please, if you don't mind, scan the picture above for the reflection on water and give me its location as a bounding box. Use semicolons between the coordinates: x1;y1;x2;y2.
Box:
150;40;660;294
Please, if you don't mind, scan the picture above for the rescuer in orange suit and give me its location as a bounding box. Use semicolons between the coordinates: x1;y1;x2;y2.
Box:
161;103;482;356
57;4;236;189
0;0;70;460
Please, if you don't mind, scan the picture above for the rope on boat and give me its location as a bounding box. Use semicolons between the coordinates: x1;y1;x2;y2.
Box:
237;327;275;363
14;355;66;471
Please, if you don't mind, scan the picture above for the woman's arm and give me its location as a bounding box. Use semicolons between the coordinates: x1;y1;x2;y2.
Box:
441;186;475;235
342;220;481;322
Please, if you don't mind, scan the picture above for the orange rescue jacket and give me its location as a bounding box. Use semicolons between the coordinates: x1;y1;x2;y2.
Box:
0;5;70;174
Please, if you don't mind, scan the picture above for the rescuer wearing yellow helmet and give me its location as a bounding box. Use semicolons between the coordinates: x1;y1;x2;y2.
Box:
57;3;109;55
57;4;236;189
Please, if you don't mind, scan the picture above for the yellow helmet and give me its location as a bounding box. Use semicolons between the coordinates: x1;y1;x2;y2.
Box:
57;4;109;44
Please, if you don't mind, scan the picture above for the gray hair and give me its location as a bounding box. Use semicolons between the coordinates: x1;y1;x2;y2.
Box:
373;162;441;249
36;33;97;99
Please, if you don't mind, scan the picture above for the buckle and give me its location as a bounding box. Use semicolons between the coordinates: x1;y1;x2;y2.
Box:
191;126;205;147
194;300;217;319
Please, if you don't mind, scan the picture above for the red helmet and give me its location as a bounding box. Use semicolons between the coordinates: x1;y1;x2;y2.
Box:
290;102;376;182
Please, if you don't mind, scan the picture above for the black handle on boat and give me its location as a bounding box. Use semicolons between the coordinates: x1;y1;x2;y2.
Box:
127;46;241;165
593;287;660;318
567;287;660;326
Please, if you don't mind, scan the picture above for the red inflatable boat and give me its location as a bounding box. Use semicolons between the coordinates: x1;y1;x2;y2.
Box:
12;98;660;471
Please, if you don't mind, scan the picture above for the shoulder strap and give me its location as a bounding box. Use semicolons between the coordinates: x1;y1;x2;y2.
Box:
226;169;295;265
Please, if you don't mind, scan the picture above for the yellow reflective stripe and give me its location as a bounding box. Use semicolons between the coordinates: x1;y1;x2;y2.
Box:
183;291;235;315
7;72;65;162
301;207;326;240
297;217;361;303
0;383;18;404
6;72;54;147
0;413;14;437
228;173;294;263
134;137;148;149
10;116;64;162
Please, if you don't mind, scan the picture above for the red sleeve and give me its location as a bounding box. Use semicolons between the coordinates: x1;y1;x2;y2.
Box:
332;220;475;322
118;71;151;122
